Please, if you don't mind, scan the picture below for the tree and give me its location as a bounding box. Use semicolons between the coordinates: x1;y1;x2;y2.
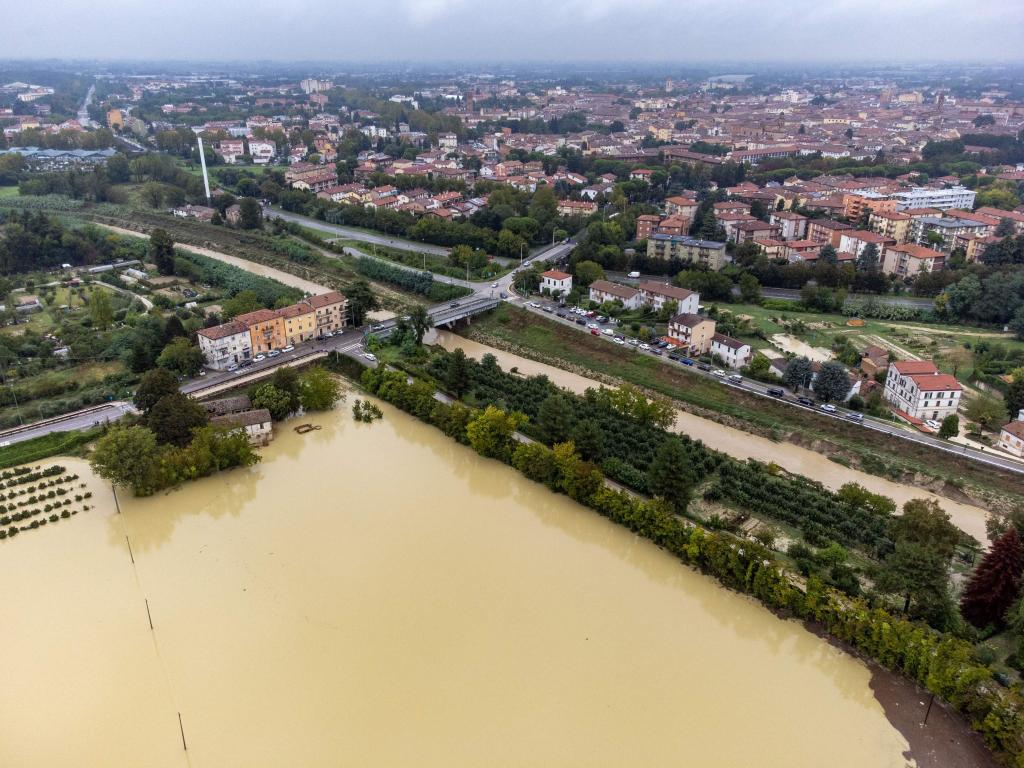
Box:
164;314;187;342
346;278;379;327
876;539;954;625
738;273;761;304
141;182;164;209
1012;308;1024;341
445;347;472;399
148;393;209;447
150;228;176;276
939;414;959;439
857;242;879;272
818;244;838;264
535;394;573;445
251;383;295;421
134;367;179;413
961;527;1024;629
408;304;431;346
573;260;606;288
223;289;263;319
239;197;262;230
1005;367;1024;420
783;356;815;392
89;424;160;494
271;366;301;402
966;394;1007;431
89;289;114;330
106;152;131;184
571;419;604;462
995;217;1017;238
156;337;205;377
944;346;973;378
298;365;343;411
466;406;526;462
812;360;852;402
890;498;961;560
647;437;693;511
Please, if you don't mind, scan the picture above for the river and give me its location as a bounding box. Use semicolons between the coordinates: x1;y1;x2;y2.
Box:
424;330;993;545
0;407;935;768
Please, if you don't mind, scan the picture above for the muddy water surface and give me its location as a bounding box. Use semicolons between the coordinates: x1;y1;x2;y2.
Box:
0;409;923;767
426;330;993;544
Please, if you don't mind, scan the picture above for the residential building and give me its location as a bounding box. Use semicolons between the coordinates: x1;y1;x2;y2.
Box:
912;216;989;254
248;140;276;165
540;270;573;296
210;408;274;445
203;395;254;417
769;210;808;240
557;200;597;217
893;186;977;212
588;280;642;310
668;313;716;355
197;321;253;370
883;361;962;421
858;345;890;380
658;215;688;236
838;230;895;257
842;193;896;221
647;234;727;270
636;215;661;240
806;219;852;248
305;291;348;334
710;333;752;368
236;308;285;354
665;196;699;218
998;416;1024;459
870;210;913;244
277;303;317;345
638;281;698;313
881;244;943;277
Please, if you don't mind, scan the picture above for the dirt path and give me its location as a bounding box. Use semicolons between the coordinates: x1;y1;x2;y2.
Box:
864;333;923;361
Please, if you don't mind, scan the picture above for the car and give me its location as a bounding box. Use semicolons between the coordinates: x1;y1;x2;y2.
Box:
324;332;334;338
596;316;608;323
845;412;865;423
658;341;670;348
523;261;531;268
588;323;599;329
797;396;814;406
558;302;566;308
372;324;384;330
728;374;742;382
199;370;205;376
556;311;566;318
819;403;837;413
450;301;461;308
924;419;942;430
767;388;784;397
254;354;266;362
575;318;586;325
240;360;253;369
586;311;596;318
227;364;239;372
268;350;281;358
614;333;625;340
491;282;499;288
590;329;600;335
652;349;663;356
639;343;651;350
668;353;680;361
563;238;569;244
315;335;326;341
681;358;694;366
602;328;613;336
713;369;726;377
500;292;508;299
614;338;625;345
364;353;376;362
530;302;541;308
542;306;553;313
628;271;640;278
282;345;294;352
697;363;712;371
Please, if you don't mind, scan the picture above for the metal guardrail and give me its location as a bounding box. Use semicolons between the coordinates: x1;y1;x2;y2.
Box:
187;351;327;400
0;401;128;439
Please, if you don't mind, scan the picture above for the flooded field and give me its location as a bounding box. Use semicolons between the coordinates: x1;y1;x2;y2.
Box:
0;404;933;767
426;330;993;544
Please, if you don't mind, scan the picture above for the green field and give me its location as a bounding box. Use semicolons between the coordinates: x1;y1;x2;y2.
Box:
0;186;20;198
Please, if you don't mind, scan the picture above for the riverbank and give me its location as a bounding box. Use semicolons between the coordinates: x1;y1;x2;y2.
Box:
454;305;1022;517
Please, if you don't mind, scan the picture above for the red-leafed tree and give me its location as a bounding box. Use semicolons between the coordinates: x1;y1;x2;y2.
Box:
960;528;1024;628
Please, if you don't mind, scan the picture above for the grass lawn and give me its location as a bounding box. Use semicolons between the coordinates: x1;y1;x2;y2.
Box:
0;186;19;198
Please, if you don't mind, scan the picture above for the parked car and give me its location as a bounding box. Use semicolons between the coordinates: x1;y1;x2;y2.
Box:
713;369;726;377
575;318;586;325
697;363;712;371
588;323;599;329
602;328;613;336
590;329;600;335
728;374;742;382
668;353;680;361
556;311;566;318
315;335;326;341
681;358;694;366
614;338;625;345
629;339;639;346
227;364;239;372
254;354;266;362
268;350;281;358
767;388;784;397
652;349;663;356
924;419;942;430
845;412;864;423
797;396;814;406
596;316;608;323
282;345;294;352
657;341;670;348
364;353;376;362
240;360;253;369
542;306;553;313
324;332;334;338
820;403;837;413
639;343;651;350
614;333;625;340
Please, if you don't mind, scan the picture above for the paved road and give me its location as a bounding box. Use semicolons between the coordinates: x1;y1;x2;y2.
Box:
0;402;134;446
606;271;934;309
264;209;451;257
77;85;96;129
514;298;1024;476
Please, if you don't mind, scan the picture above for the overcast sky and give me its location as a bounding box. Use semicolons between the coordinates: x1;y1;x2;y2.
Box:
3;0;1022;64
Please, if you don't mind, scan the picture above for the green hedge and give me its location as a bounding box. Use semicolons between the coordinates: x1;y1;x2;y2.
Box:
355;257;473;302
0;429;100;470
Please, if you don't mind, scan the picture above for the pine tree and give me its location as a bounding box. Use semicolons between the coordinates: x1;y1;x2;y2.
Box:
960;528;1024;628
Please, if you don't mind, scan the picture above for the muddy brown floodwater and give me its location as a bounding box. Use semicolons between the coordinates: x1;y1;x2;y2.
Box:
2;402;967;768
426;330;994;545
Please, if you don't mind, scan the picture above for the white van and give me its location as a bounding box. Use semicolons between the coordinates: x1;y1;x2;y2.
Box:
628;271;641;278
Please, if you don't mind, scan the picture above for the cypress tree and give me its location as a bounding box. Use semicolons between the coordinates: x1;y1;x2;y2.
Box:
960;528;1024;628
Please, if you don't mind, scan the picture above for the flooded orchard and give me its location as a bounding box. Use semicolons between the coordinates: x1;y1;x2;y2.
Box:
0;401;934;768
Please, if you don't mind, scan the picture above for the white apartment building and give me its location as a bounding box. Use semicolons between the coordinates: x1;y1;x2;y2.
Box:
893;186;977;212
540;270;573;296
248;140;276;165
998;412;1024;458
883;361;962;421
197;321;253;370
588;280;643;310
637;281;699;313
710;333;752;369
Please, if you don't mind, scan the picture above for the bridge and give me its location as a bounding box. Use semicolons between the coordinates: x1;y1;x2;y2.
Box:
372;296;500;340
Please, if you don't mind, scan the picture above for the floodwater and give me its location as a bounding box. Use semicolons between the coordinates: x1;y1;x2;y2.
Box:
770;333;834;363
426;330;993;544
0;413;920;768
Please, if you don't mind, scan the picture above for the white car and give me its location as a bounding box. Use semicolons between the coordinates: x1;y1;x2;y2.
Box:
925;419;942;430
639;343;651;350
324;332;334;338
492;282;499;288
254;354;266;362
629;338;639;346
613;338;625;345
364;353;376;362
227;364;239;372
530;302;541;308
820;403;837;413
713;369;726;377
282;344;294;352
268;350;281;358
587;323;599;330
602;328;614;336
728;374;742;383
523;261;531;268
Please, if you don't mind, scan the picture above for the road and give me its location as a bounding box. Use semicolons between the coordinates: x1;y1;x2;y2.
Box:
512;297;1024;476
76;85;96;128
606;271;935;309
0;402;133;446
264;209;451;257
